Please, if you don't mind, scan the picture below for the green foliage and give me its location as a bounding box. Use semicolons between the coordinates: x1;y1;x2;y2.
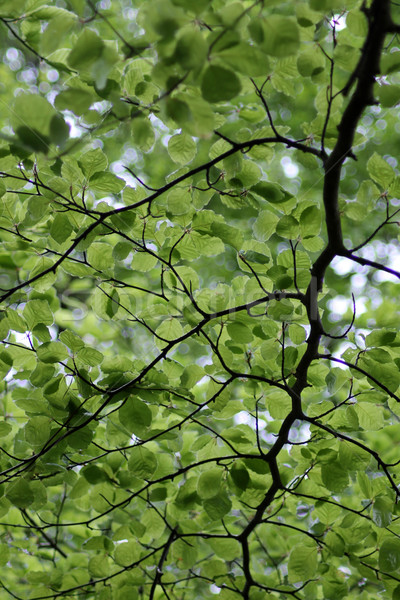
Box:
0;1;400;599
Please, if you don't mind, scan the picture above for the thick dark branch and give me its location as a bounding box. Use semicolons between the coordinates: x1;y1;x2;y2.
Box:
323;0;392;253
293;0;393;403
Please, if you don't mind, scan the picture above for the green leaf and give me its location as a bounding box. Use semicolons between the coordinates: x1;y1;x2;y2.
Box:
377;84;400;108
23;300;53;329
354;402;384;431
334;44;359;73
175;29;207;69
6;479;34;509
276;215;299;239
373;496;392;528
6;310;27;333
29;257;57;292
114;542;139;567
124;58;152;94
297;47;325;77
295;4;321;27
227;322;253;343
0;544;10;567
131;117;155;152
83;536;112;551
325;531;345;557
197;468;222;499
131;252;158;271
79;148;108;177
346;9;368;37
366;329;396;347
174;478;198;510
203;492;232;520
165;97;191;126
178;92;215;136
76;347;103;367
358;356;399;394
91;286;120;320
55;88;93;115
240;250;270;265
266;299;294;322
253;210;280;242
393;585;400;600
381;50;400;74
67;28;104;72
24;416;50;449
201;66;242;103
155;318;183;342
357;472;372;499
207;538;241;562
215;43;270;77
288;544;318;583
128;446;157;478
230;462;250;491
167;188;192;214
38;9;77;54
338;440;370;471
210;222;243;251
119;398;152;434
259;16;300;57
251;182;289;204
88;555;110;578
243;458;269;474
0;422;12;437
61;157;85;184
288;324;306;344
379;539;400;572
168;133;196;165
30;363;55;387
171;537;198;568
300;205;322;237
367;153;395;188
321;461;349;492
59;330;85;353
89;172;125;194
10;93;68;151
36;341;69;363
87;242;114;271
82;465;109;484
50;213;73;244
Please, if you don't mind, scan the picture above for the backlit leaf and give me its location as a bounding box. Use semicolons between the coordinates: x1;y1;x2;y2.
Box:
367;153;395;188
201;66;241;103
288;544;318;583
128;446;157;478
379;539;400;572
36;342;69;363
168;133;196;165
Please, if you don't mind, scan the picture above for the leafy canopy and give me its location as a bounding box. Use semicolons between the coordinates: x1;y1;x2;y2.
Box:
0;0;400;599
